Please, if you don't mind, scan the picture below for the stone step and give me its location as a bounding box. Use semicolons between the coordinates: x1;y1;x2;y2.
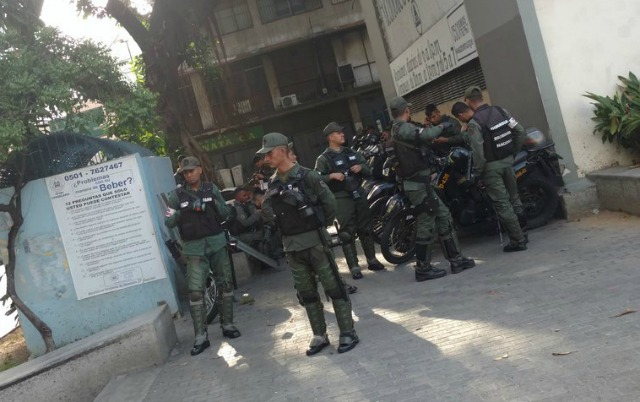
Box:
587;166;640;215
94;367;161;402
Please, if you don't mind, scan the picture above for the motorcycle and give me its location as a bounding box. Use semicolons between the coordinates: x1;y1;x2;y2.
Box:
379;128;563;264
367;154;400;243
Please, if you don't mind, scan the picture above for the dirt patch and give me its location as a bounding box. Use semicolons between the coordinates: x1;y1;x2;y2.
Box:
0;326;29;372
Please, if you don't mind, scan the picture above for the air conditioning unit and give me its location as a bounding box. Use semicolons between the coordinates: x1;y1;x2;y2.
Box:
280;94;299;109
338;64;355;85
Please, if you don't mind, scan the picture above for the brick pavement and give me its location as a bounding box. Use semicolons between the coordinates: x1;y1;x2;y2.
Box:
141;211;640;402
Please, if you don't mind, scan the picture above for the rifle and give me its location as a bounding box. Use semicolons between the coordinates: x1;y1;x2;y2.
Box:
276;172;348;302
223;229;239;290
316;224;349;302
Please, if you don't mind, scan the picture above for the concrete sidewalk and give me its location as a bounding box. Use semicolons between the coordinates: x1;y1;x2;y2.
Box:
111;212;640;402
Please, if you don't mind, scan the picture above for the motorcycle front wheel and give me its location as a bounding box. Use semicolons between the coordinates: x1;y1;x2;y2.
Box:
518;175;559;229
380;208;417;264
205;274;219;323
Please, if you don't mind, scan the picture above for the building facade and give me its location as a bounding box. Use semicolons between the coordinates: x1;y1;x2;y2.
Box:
183;0;388;184
361;0;639;205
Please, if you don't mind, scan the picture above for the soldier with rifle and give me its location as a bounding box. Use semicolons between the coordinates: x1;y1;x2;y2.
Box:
164;156;241;356
257;132;359;356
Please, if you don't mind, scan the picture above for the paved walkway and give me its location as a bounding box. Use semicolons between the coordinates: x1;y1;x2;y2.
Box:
139;212;640;402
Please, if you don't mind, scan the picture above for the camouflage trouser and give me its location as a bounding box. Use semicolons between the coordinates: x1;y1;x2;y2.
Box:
483;162;524;243
186;243;234;337
335;194;377;269
287;244;354;336
405;183;455;246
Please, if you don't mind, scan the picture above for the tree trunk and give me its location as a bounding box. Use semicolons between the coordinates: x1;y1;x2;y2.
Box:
1;157;56;353
105;0;218;181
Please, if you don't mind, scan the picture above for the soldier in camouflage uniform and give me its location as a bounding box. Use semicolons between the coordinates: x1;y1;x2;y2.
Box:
454;86;528;252
389;97;475;281
164;157;240;356
314;122;385;280
424;103;468;157
258;132;359;356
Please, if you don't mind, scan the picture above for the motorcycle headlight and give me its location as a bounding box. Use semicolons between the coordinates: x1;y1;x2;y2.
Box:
385;198;397;215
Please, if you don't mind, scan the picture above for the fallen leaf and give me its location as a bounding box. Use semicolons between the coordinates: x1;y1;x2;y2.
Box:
552;351;574;356
494;354;509;361
611;309;637;318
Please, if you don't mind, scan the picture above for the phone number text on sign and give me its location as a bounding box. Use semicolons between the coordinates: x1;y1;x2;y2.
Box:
46;155;166;300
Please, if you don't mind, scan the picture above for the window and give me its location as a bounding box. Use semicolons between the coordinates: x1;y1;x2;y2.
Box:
216;1;253;35
256;0;323;24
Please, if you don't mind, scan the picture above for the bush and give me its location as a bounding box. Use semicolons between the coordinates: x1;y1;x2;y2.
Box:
585;72;640;153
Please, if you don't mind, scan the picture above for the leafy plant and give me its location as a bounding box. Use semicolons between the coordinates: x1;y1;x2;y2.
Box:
585;72;640;152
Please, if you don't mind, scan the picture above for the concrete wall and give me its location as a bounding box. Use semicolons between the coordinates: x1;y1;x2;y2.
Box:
360;1;396;103
0;264;18;338
0;156;180;356
0;305;177;402
531;0;637;175
464;1;551;143
218;0;364;61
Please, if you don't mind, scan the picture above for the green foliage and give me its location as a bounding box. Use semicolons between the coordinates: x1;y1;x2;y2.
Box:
0;25;163;162
585;72;640;153
183;34;222;83
103;85;165;155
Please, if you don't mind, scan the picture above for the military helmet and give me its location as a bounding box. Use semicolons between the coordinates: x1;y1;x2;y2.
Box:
448;147;472;173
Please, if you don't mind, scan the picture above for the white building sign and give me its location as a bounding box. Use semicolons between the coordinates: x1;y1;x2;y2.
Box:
46;155;166;300
389;2;478;96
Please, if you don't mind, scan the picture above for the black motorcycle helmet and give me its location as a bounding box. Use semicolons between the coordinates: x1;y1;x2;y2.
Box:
448;147;472;173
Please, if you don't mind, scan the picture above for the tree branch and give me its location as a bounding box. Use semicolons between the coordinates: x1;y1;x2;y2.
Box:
105;0;152;53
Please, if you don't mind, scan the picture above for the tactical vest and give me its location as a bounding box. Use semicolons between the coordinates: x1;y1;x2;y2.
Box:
176;183;223;241
322;147;360;193
266;167;321;236
472;104;516;162
391;120;430;179
227;202;257;236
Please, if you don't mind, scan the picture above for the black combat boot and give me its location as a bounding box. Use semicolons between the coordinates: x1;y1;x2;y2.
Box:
414;244;447;281
342;242;363;279
337;330;359;354
517;212;529;244
367;258;385;271
360;232;385;271
415;261;448;281
440;235;475;274
191;332;210;356
306;334;330;356
503;240;527;252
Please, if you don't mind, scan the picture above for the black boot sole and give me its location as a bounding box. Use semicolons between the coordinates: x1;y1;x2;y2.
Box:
306;341;330;356
503;244;527;252
190;340;210;356
222;328;241;339
451;260;476;274
337;339;359;354
415;271;447;281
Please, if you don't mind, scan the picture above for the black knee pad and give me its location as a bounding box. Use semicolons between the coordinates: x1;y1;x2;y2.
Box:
338;231;353;243
298;291;319;305
326;287;344;301
189;291;203;303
